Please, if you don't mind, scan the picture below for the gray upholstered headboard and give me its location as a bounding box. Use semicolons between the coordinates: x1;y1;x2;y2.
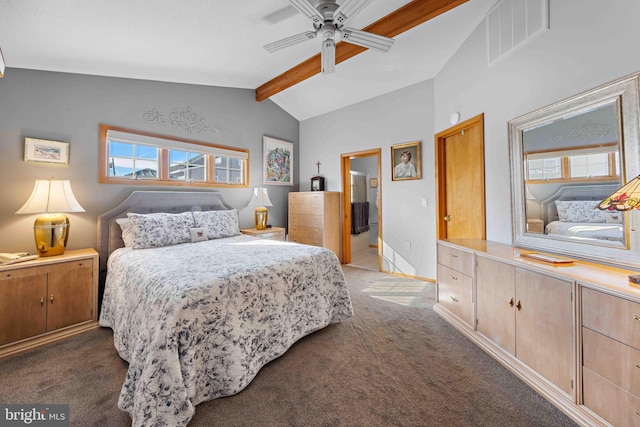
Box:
96;191;234;275
539;184;618;225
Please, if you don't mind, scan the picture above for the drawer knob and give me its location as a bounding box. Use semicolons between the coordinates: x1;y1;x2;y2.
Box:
450;253;459;258
449;274;458;281
636;410;640;416
634;315;640;321
508;297;514;307
40;297;44;306
516;300;522;311
450;296;459;303
50;294;54;303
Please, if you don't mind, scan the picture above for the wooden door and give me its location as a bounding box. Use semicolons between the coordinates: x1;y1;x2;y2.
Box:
435;114;485;239
0;270;47;345
515;268;574;395
47;260;93;331
476;256;516;354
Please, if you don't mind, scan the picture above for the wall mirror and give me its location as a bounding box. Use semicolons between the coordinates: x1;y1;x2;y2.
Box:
509;72;640;268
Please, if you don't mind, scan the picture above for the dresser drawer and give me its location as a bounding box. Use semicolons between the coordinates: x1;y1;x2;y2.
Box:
583;367;640;427
437;244;473;275
583;327;640;396
582;287;640;349
289;213;323;227
289;194;324;215
437;264;474;326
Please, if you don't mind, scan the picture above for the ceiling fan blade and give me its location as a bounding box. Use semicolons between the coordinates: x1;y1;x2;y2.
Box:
321;38;336;74
334;0;373;25
341;27;394;52
288;0;324;25
264;31;317;53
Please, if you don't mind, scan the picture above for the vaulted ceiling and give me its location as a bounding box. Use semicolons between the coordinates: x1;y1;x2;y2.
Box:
0;0;497;120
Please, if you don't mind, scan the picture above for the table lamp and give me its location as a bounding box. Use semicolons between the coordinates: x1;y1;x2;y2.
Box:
15;179;86;256
597;174;640;285
247;186;273;230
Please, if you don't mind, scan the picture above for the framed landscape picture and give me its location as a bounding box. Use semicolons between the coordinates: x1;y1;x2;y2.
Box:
24;138;69;165
263;136;293;186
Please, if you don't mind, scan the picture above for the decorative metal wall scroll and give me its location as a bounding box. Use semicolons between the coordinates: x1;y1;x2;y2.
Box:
143;106;226;136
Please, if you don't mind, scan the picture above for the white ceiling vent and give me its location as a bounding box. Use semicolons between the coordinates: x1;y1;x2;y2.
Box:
486;0;548;65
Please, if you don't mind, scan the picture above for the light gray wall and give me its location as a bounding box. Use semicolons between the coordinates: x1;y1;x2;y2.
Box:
300;81;436;279
435;0;640;247
0;69;299;253
300;0;640;280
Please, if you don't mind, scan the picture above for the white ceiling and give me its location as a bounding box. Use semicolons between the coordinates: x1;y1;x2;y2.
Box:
0;0;497;121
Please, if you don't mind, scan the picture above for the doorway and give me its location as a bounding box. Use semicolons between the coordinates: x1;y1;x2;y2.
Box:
341;149;382;271
435;113;486;239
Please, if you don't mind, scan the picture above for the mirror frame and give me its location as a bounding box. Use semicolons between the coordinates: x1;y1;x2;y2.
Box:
509;72;640;268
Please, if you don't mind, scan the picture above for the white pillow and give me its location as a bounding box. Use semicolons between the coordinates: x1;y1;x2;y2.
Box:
126;212;195;248
192;209;240;239
555;200;606;223
115;218;135;247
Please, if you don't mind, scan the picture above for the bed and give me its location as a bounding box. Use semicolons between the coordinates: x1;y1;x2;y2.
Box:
97;191;353;427
539;184;624;243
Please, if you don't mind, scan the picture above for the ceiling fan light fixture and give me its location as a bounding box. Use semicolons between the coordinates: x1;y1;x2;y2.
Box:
322;39;336;74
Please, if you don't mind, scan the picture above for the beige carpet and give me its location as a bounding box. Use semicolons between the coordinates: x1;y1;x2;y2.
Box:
0;266;576;426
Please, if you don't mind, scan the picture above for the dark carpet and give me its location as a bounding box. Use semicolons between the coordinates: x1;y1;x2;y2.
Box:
0;266;577;426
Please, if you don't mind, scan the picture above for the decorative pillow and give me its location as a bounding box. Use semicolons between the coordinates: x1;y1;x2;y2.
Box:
190;227;208;243
555;200;606;223
115;218;135;247
192;209;240;239
126;212;195;248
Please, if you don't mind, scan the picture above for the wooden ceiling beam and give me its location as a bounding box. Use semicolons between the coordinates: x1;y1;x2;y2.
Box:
255;0;469;102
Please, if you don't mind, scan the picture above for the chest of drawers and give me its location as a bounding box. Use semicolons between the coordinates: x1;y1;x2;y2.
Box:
288;192;341;258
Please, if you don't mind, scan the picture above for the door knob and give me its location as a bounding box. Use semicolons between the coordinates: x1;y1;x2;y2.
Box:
444;215;452;222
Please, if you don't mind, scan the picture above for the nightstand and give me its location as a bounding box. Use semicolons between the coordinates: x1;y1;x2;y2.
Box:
526;218;544;233
240;227;286;241
0;248;99;359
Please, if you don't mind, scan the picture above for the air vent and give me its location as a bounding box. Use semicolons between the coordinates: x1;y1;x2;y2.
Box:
486;0;549;65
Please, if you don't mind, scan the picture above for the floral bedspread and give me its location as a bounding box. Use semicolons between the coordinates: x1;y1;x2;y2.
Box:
99;235;353;426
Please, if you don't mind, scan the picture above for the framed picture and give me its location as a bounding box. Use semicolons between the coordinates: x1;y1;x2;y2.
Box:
263;136;293;186
370;178;378;188
391;140;421;181
24;138;69;165
311;176;325;191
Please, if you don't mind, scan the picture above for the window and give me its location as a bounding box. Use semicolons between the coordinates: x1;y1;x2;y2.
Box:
525;143;619;183
99;124;248;188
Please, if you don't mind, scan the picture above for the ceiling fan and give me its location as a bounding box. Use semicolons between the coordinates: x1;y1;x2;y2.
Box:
264;0;395;74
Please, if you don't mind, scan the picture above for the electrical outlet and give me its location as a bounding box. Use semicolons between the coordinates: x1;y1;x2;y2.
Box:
421;197;428;207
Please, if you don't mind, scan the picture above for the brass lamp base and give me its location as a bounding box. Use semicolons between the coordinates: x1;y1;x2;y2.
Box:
34;213;70;257
254;206;268;230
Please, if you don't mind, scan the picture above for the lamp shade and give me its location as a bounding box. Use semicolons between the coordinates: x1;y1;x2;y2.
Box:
597;174;640;211
16;179;85;214
247;187;273;208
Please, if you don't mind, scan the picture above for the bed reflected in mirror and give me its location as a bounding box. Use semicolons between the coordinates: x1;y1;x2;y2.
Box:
509;72;640;268
522;101;626;248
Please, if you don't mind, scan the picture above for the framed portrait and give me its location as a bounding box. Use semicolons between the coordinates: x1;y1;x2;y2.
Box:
24;138;69;165
263;136;293;186
391;140;421;181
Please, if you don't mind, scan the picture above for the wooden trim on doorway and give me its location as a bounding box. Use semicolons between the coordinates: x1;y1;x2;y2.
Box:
341;149;382;269
434;113;486;240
